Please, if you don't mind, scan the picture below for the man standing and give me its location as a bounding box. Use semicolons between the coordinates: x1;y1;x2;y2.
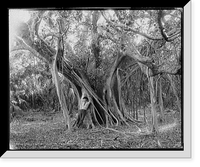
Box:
74;89;92;128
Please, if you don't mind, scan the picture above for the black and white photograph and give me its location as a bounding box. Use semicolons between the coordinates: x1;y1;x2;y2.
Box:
8;7;186;156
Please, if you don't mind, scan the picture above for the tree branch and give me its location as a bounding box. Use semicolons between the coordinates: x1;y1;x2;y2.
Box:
10;36;49;63
30;12;56;57
101;11;162;41
150;66;182;76
168;30;181;41
121;65;139;87
157;10;181;42
11;20;57;65
125;37;155;69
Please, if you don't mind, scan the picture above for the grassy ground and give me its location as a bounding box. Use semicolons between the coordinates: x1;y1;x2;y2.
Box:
10;109;183;150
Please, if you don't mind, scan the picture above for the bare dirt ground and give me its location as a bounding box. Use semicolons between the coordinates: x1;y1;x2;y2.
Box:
10;109;183;150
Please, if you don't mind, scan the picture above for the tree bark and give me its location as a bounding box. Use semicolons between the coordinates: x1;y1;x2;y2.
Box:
52;64;71;130
159;77;165;121
148;69;158;133
167;74;181;115
91;11;101;68
155;75;165;122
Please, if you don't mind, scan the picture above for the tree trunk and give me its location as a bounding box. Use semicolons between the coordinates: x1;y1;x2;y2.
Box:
143;106;147;124
131;93;135;119
159;77;165;122
51;35;72;131
91;11;101;68
51;60;71;131
135;91;138;120
62;83;75;117
148;70;158;133
116;68;123;115
167;74;181;115
156;75;165;122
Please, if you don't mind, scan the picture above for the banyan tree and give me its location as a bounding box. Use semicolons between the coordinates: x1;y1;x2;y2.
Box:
10;9;182;135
